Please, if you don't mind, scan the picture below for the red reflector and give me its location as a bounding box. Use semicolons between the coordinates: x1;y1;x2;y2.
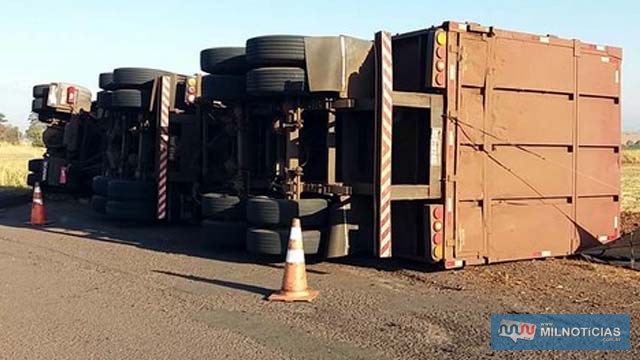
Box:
67;86;76;104
444;260;463;269
433;232;443;245
59;166;67;184
433;207;443;220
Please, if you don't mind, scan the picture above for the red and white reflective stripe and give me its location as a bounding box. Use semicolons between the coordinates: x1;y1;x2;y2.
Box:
157;76;170;220
379;31;393;258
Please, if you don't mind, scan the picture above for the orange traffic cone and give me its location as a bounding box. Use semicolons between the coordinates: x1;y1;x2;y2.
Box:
30;182;47;225
268;218;319;302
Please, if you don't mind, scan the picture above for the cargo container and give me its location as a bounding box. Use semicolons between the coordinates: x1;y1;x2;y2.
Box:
324;21;623;267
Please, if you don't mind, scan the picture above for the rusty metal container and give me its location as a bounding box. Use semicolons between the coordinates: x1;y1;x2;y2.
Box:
335;21;622;268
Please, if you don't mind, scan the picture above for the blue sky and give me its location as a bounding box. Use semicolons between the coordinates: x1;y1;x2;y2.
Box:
0;0;637;130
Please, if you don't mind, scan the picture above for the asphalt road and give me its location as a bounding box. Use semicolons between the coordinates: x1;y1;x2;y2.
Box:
0;198;638;359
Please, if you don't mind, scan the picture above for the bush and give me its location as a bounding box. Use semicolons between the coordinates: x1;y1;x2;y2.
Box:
25;113;46;147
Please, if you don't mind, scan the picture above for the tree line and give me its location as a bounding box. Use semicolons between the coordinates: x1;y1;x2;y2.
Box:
0;112;45;147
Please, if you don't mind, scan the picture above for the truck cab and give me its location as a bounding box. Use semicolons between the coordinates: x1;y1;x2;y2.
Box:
29;82;101;193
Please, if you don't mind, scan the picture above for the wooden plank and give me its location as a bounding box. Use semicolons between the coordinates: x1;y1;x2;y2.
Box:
333;98;374;111
392;91;434;109
390;185;433;200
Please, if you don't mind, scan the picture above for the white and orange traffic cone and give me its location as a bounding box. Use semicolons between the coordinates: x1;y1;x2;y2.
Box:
30;182;47;226
268;218;319;302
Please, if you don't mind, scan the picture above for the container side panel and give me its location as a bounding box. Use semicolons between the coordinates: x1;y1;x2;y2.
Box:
459;36;488;88
457;145;483;200
456;201;484;258
490;201;574;261
491;91;573;145
577;148;619;196
492;38;574;93
446;26;621;265
459;88;483;144
578;53;620;97
578;97;621;146
489;146;572;199
576;197;619;251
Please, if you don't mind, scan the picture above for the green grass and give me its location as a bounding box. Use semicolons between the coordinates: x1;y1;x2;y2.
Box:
0;142;45;189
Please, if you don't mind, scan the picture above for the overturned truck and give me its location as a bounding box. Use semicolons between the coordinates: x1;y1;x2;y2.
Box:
77;20;621;268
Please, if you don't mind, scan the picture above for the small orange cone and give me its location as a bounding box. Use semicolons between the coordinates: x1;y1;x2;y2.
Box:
268;218;319;302
30;182;47;226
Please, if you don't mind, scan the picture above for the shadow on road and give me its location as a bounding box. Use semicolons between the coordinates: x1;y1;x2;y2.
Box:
153;270;272;296
0;197;441;275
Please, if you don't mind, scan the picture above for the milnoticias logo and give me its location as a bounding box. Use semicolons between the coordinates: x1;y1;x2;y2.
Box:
538;323;622;338
491;314;630;350
498;320;536;342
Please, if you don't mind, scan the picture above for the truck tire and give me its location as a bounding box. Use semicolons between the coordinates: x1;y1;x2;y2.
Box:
42;126;64;147
201;75;245;100
246;67;306;96
246;197;328;227
38;113;70;123
105;200;155;221
246;228;321;255
107;180;156;201
92;176;110;196
110;89;149;109
96;91;112;108
28;159;43;173
201;220;247;249
32;98;46;112
27;172;43;187
200;47;247;74
201;193;244;220
112;67;170;89
99;72;115;90
33;84;49;98
91;195;108;214
38;114;53;123
246;35;305;67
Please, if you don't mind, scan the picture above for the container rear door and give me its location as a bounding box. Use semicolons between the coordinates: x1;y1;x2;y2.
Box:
452;30;621;263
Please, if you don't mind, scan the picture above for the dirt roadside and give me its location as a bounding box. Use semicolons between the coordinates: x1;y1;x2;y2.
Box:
0;199;638;359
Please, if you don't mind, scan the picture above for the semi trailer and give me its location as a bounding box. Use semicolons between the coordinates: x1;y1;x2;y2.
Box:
224;21;622;267
33;20;621;268
91;68;206;222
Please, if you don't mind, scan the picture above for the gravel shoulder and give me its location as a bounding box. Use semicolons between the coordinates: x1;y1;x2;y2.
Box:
0;199;638;359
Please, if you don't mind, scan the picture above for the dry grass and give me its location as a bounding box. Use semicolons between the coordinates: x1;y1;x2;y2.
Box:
620;149;640;212
0;143;638;210
622;148;640;164
0;142;45;189
622;163;640;213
